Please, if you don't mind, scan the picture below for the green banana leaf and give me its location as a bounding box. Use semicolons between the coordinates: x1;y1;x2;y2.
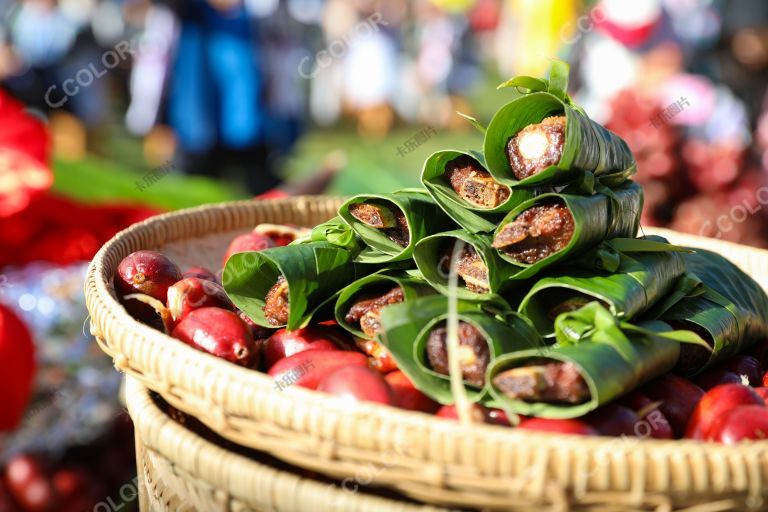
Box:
413;229;521;300
420;149;538;233
338;189;456;264
487;302;708;418
292;216;362;251
379;296;542;404
223;242;371;330
334;271;435;339
483;61;636;188
658;249;768;375
493;181;643;278
518;236;689;336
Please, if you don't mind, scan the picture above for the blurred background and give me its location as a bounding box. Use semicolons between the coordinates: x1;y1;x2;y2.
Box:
1;0;768;509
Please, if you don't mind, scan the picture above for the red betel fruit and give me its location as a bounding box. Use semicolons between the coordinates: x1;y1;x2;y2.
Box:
640;374;705;438
685;383;766;440
264;325;350;369
268;350;369;390
709;405;768;444
619;391;675;439
0;304;36;431
384;371;439;413
584;403;641;437
518;417;598;436
721;355;763;386
318;365;394;405
435;404;511;426
182;266;219;283
167;277;233;323
171;307;259;368
222;232;275;266
114;250;181;302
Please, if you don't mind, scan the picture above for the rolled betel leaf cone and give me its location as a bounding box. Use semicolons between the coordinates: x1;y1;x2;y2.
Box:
658;249;768;376
379;295;542;404
335;271;435;340
223;242;371;330
413;229;521;300
491;181;643;280
483;60;636;188
518;236;690;337
420;149;538;233
487;302;708;419
338;189;456;264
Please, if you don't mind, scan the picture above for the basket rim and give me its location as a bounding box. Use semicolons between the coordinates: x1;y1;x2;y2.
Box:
86;196;768;507
125;376;450;511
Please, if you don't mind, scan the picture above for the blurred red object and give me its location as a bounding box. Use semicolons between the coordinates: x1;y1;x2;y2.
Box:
0;303;36;431
0;92;53;218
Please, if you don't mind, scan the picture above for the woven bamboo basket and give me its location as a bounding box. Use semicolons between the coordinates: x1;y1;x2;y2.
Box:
87;196;768;511
125;376;451;511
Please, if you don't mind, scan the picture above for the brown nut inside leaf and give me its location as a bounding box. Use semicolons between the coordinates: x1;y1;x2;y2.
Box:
492;201;574;264
492;359;590;404
445;155;510;208
506;115;566;180
349;202;410;247
426;321;490;388
263;275;290;326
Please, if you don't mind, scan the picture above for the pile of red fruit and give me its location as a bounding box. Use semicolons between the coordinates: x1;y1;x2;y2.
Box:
112;227;768;442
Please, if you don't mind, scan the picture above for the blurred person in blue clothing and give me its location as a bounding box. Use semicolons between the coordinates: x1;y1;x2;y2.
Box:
166;0;279;195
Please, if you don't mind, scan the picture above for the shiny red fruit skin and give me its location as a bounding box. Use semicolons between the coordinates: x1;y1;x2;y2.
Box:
709;405;768;444
3;455;55;512
685;384;765;440
268;350;368;390
585;404;641;437
168;277;233;321
171;307;259;368
182;266;219;283
694;368;745;390
0;477;22;512
755;387;768;403
114;250;181;302
619;391;674;439
518;417;598;436
222;232;275;266
318;366;394;405
264;326;349;369
721;355;763;386
641;374;705;438
0;304;36;431
384;371;439;413
435;404;510;425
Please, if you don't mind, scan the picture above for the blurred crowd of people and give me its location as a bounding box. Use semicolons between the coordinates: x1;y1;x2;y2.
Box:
1;0;768;244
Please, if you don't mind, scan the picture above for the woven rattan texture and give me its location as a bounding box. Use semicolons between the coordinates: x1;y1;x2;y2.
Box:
88;197;768;511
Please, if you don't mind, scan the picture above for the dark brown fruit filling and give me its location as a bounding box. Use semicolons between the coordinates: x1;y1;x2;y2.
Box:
349;202;410;247
426;321;490;387
506;115;566;180
263;275;290;326
445;155;510;208
492;360;589;404
492;201;574;264
345;285;405;338
439;244;490;293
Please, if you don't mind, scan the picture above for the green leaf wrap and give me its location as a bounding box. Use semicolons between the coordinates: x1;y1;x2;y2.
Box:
338;189;456;264
518;236;688;336
334;272;435;339
420;149;537;233
223;242;371;330
380;296;542;404
493;181;643;278
659;249;768;375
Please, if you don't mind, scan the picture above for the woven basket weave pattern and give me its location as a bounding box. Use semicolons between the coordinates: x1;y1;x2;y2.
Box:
87;197;768;511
